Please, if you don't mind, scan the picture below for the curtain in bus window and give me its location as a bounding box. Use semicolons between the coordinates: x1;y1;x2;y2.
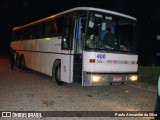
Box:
75;17;82;53
54;18;63;36
44;20;54;37
75;17;81;41
53;21;58;35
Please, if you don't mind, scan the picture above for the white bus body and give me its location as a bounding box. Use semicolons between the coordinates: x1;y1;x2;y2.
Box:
11;7;138;86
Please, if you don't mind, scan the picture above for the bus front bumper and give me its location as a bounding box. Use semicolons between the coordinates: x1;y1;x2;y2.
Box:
83;72;138;86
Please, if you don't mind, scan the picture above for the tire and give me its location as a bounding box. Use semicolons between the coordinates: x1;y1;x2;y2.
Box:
20;55;25;69
15;54;20;68
52;60;63;86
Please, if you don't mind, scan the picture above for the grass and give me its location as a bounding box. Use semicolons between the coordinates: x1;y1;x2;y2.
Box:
138;66;160;85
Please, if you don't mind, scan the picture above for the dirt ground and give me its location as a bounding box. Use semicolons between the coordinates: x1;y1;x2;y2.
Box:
0;56;157;120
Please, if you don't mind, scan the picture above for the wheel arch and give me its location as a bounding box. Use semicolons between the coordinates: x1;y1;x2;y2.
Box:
52;59;63;86
53;59;61;69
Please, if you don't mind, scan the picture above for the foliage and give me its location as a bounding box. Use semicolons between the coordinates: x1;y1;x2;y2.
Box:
138;66;160;85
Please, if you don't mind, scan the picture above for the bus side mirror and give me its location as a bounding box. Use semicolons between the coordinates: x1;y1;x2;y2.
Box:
158;76;160;96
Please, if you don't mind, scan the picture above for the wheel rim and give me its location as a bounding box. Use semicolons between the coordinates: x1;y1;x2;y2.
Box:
21;59;25;68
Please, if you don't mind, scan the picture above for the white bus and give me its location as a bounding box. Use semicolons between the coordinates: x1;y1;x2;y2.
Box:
11;7;138;86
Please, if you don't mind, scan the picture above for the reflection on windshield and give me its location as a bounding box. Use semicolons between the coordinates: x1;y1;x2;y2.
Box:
85;12;136;53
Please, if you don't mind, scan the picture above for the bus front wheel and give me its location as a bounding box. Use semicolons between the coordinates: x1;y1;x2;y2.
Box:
52;60;63;86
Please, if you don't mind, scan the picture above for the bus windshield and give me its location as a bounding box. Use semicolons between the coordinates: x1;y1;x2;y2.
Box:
85;12;136;53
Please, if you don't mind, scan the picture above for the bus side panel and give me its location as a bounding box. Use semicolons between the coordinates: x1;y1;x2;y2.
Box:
39;53;51;75
28;39;38;51
22;40;29;50
11;41;21;50
37;38;61;76
24;52;60;76
28;52;61;76
49;37;62;53
11;37;73;83
61;54;73;83
38;39;50;52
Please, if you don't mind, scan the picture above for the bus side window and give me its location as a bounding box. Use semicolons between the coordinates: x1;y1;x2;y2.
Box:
29;27;33;39
53;20;58;36
62;17;72;49
44;20;53;38
36;24;44;38
54;17;63;36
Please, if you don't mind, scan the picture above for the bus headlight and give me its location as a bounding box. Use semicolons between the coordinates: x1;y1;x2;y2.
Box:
129;75;138;81
92;75;105;83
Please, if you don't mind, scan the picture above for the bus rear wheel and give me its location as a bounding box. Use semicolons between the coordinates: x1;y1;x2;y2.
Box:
15;54;20;68
52;61;63;86
20;55;25;69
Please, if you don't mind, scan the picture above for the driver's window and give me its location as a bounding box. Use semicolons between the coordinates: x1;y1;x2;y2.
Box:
86;14;101;48
86;13;117;50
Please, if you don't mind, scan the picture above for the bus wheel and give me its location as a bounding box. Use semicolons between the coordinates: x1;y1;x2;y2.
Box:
52;61;63;86
20;55;25;69
15;54;20;68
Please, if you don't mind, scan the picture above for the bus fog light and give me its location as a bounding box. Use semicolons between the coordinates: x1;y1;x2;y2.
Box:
129;75;138;81
92;75;105;82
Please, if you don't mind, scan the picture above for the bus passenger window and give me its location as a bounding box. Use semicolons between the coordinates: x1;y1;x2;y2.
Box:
62;17;72;49
36;24;44;38
44;21;53;37
53;21;58;36
54;18;63;36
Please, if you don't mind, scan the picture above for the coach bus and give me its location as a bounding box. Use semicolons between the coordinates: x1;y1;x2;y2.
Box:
11;7;138;86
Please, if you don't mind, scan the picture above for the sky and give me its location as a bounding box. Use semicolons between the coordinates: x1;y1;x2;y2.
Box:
0;0;160;63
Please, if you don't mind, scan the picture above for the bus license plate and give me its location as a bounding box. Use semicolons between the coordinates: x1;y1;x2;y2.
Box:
113;76;122;82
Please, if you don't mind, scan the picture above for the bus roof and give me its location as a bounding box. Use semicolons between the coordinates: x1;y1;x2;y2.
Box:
13;7;137;31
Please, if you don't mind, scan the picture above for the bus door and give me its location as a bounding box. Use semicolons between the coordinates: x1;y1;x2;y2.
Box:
60;16;73;83
73;16;86;84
